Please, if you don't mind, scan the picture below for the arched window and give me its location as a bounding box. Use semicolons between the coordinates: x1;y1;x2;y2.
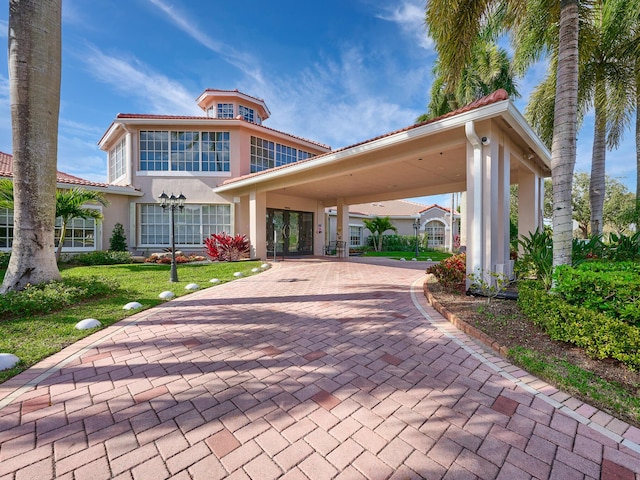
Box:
426;220;445;248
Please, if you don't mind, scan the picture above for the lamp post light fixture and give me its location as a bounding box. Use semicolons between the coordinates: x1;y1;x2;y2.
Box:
413;218;420;259
159;192;186;282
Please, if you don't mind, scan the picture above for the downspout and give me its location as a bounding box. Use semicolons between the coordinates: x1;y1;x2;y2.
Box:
465;121;483;286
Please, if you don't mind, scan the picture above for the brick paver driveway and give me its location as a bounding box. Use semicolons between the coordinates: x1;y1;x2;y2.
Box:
1;258;639;479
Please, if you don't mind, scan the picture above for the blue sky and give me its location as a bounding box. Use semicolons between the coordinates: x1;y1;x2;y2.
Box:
0;0;637;203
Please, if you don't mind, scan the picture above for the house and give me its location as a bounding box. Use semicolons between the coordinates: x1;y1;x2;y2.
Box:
326;200;461;251
0;151;141;254
1;88;550;283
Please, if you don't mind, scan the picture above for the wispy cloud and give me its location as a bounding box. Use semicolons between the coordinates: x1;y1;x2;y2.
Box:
147;0;264;84
376;1;433;51
81;46;200;115
0;19;7;39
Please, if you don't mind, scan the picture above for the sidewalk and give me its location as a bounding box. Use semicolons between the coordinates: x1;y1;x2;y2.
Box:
0;258;638;479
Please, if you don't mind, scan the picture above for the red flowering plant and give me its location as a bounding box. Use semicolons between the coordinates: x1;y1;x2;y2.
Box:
426;253;467;293
205;232;251;261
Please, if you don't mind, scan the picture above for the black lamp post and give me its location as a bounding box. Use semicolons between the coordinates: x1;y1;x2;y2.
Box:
159;192;186;282
413;218;420;259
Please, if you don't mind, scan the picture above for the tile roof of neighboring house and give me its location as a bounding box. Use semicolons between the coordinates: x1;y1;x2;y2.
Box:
346;199;430;217
107;113;331;150
197;88;267;105
221;89;510;187
0;151;110;189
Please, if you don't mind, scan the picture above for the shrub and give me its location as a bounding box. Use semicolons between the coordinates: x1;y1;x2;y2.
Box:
0;277;120;320
518;280;640;371
515;229;553;289
0;251;9;269
426;252;466;292
205;233;251;261
553;262;640;326
109;223;128;252
605;231;640;261
368;234;425;252
64;250;133;266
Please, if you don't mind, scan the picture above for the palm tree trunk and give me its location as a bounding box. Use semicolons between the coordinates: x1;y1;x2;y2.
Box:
551;0;580;269
56;221;66;262
2;0;62;293
636;68;640;214
589;78;607;235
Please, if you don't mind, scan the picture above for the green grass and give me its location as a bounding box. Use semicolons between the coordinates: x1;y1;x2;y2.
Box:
509;346;640;425
0;261;263;384
362;250;451;262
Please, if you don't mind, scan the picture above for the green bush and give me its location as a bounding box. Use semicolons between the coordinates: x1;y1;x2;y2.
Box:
0;251;9;269
368;234;424;252
63;250;133;266
0;277;120;319
554;262;640;326
518;280;640;371
109;223;128;252
426;252;466;292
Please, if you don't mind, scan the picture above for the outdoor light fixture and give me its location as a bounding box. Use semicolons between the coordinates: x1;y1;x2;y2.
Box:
159;192;186;282
413;218;420;259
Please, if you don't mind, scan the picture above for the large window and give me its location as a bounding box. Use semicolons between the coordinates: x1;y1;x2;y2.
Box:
139;130;230;172
0;208;13;248
109;137;127;181
426;220;445;248
251;136;316;173
349;226;363;247
139;204;231;246
0;207;98;251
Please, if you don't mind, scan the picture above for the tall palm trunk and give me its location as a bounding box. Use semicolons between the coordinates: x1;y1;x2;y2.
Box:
2;0;62;293
636;68;640;213
551;0;580;269
589;77;607;235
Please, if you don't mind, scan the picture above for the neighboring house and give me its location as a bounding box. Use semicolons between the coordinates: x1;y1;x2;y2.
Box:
97;89;331;255
0;151;141;253
326;200;460;251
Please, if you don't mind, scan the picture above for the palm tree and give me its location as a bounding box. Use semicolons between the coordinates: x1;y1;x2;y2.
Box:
55;189;109;261
525;0;635;236
426;0;580;269
3;0;62;293
363;216;397;252
418;37;520;121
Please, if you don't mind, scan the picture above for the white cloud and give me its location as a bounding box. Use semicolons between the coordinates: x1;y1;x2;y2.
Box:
147;0;264;84
81;47;200;115
376;1;433;51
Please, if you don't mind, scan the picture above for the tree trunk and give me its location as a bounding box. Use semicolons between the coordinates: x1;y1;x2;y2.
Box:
551;0;580;269
56;221;66;262
589;78;607;236
2;0;62;293
636;68;640;213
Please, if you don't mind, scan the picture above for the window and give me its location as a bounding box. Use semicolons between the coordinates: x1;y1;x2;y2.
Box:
250;136;275;172
139;204;231;246
0;208;13;248
349;226;363;247
217;103;234;118
251;136;315;173
171;131;200;171
56;217;95;249
202;132;230;172
426;220;445;248
139;130;230;172
239;105;259;124
109;137;126;181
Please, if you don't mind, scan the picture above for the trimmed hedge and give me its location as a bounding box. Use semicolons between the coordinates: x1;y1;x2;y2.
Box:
554;262;640;326
518;280;640;371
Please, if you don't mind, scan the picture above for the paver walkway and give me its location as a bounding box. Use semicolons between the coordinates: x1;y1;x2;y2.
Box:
0;258;639;479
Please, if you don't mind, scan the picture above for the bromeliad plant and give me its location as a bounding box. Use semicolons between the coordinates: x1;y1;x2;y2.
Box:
205;232;251;261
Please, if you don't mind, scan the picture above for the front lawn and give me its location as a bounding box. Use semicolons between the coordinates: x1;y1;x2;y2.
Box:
0;261;263;384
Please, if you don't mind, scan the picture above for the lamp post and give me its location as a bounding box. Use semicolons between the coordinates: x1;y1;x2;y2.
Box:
413;218;420;259
159;192;186;282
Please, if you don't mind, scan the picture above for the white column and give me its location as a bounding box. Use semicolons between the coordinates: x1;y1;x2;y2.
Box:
497;144;511;276
518;168;541;248
336;197;349;258
465;123;484;283
249;188;267;259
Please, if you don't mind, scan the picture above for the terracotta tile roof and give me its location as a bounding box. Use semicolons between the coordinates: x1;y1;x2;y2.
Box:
419;203;457;214
197;88;267;105
221;89;510;186
0;151;111;188
112;113;331;150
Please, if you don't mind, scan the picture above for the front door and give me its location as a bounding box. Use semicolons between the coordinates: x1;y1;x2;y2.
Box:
267;209;313;256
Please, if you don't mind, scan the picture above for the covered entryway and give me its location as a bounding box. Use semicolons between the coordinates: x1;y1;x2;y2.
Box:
267;208;314;256
214;90;551;284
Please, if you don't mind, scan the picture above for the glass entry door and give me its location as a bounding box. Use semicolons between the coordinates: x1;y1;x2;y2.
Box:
267;209;313;256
